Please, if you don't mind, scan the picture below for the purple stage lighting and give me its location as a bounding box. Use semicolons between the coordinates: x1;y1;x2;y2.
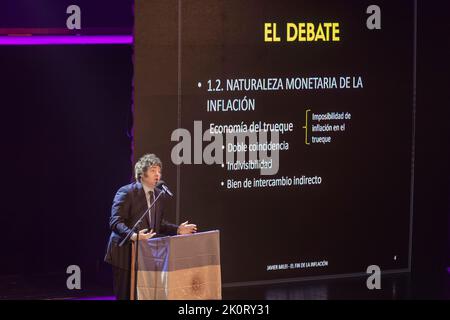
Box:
0;35;133;46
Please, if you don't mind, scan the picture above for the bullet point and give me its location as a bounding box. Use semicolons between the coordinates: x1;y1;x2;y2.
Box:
221;182;224;186
198;82;202;88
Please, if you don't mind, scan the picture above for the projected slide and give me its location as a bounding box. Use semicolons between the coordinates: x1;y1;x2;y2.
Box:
133;0;415;284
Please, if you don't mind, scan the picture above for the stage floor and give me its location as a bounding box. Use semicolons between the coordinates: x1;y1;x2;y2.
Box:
1;271;449;300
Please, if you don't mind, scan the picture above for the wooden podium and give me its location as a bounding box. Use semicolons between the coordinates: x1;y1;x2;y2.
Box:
130;230;222;300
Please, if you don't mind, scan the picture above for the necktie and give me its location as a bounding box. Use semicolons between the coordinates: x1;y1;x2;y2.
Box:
148;190;154;229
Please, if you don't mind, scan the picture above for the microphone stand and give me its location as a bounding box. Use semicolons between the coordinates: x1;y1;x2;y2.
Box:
119;188;166;300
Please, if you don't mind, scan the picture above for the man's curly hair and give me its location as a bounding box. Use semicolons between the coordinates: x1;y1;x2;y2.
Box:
134;154;162;182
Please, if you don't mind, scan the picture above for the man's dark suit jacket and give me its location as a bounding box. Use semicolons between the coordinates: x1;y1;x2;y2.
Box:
104;182;178;270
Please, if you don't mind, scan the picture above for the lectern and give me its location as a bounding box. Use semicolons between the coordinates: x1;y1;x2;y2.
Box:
130;230;221;300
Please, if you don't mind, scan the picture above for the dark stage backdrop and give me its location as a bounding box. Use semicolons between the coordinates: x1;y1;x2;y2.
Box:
0;45;133;291
411;0;450;298
0;0;132;31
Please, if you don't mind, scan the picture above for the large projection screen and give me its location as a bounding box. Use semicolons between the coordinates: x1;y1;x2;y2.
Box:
133;0;415;285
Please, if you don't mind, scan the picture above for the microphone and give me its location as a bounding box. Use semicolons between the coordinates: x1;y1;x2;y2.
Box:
156;180;173;197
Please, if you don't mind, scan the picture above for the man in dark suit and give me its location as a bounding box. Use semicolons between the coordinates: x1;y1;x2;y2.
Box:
104;153;197;300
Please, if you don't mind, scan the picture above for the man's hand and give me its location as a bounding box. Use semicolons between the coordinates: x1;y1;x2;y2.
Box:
130;228;156;241
177;221;197;235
